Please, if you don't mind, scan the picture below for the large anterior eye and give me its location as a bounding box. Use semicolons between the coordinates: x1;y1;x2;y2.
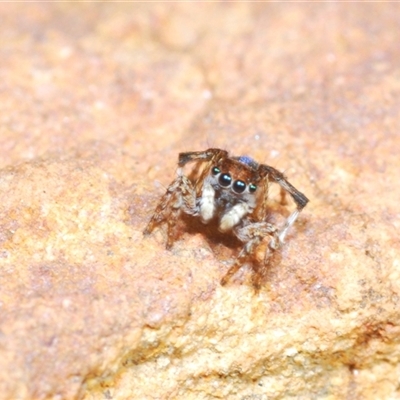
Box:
211;166;220;176
233;180;246;193
218;173;232;187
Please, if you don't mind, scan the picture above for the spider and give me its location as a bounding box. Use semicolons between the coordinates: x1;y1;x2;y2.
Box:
144;148;309;287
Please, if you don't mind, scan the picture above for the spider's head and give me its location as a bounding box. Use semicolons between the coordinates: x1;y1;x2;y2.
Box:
209;155;261;197
198;153;266;229
202;156;263;231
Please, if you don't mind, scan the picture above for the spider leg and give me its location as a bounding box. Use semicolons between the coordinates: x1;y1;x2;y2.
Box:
144;148;228;249
144;173;197;249
221;221;278;285
260;165;309;209
260;165;309;249
178;148;228;167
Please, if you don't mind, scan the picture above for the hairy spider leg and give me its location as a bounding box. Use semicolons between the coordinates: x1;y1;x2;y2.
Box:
260;165;309;249
144;173;197;249
178;148;228;168
144;149;228;249
221;221;278;286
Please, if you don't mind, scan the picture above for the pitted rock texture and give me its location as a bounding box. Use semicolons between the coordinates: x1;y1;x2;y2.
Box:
0;3;399;400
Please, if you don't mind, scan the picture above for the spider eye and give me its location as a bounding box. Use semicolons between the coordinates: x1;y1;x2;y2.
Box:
211;166;220;176
233;180;246;193
249;183;257;193
218;173;232;187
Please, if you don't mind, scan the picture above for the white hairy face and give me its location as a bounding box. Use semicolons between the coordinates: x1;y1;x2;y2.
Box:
199;166;259;232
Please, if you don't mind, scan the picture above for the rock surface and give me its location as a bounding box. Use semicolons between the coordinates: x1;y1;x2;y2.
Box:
0;3;399;399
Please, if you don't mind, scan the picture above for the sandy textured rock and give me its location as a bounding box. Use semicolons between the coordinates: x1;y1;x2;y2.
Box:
0;2;399;400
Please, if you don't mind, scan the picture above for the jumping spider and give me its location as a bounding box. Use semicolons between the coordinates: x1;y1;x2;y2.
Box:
144;148;309;287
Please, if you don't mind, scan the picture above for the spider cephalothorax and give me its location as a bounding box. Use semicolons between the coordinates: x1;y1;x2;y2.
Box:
144;148;309;287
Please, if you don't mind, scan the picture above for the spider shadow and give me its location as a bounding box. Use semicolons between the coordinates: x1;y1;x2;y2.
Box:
180;213;241;254
180;214;282;290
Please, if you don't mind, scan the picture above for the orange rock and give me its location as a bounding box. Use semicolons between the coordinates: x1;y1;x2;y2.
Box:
0;3;399;400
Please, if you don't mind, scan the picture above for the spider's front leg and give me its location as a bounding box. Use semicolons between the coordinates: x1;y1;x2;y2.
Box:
144;173;197;249
220;221;278;286
260;165;309;250
178;148;228;168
